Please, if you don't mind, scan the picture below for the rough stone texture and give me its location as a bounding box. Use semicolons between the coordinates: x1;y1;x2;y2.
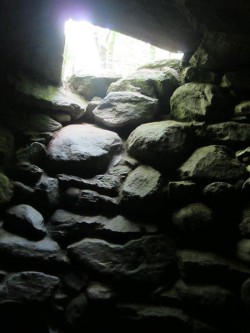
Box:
0;228;68;271
235;101;250;118
11;162;43;185
195;122;250;148
0;172;13;206
178;249;250;286
175;280;238;310
221;69;250;92
34;174;60;208
172;203;214;243
127;121;194;171
0;271;59;303
108;68;179;109
93;92;159;133
203;182;235;204
178;145;246;182
167;181;197;200
117;303;191;330
170;83;233;122
15;77;88;120
4;204;47;240
236;239;250;264
138;59;181;71
47;210;156;246
57;173;120;197
121;165;162;212
86;281;115;302
67;74;121;99
236;146;250;163
68;235;176;284
16;142;46;166
47;124;123;177
190;31;250;70
239;205;250;237
182;67;218;84
65;293;88;327
0;126;15;170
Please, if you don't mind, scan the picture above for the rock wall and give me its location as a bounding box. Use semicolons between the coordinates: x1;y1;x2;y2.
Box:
0;50;249;332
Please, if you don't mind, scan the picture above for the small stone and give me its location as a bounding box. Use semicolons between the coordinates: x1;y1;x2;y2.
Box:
34;174;60;208
86;281;115;302
16;142;46;166
235;101;250;118
4;204;47;240
65;293;88;327
236;146;250;163
203;182;235;203
236;239;250;263
0;172;13;206
62;272;88;293
221;69;250;92
167;181;197;200
12;162;43;185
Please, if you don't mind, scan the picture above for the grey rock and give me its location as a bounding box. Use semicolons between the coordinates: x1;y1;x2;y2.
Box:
68;235;176;284
0;228;68;271
57;173;120;196
47;124;123;177
62;272;88;293
170;83;233;122
65;293;88;327
235;101;250;118
182;67;218;84
15;77;88;120
178;249;250;285
241;277;250;307
108;68;179;109
0;126;15;170
172;203;214;242
86;281;115;302
239;204;250;237
67;74;121;99
4;204;46;240
127;120;194;170
138;58;181;71
178;145;246;182
167;181;197;200
175;280;238;310
236;239;250;264
221;69;250;92
13;162;43;185
195;122;250;148
12;181;35;203
0;271;59;303
236;146;250;163
93;91;159;133
16;142;46;165
242;178;250;193
203;182;235;203
121;165;163;212
0;172;13;205
48;111;71;124
117;303;191;329
34;174;60;208
48;210;156;246
85;98;102;122
189;31;250;70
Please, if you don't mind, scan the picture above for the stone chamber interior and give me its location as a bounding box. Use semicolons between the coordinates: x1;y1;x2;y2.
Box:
0;1;250;332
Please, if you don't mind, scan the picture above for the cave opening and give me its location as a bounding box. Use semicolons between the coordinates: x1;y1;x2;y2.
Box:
62;19;183;81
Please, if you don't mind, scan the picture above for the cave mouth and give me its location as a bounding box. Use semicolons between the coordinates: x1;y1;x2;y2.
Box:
62;19;183;81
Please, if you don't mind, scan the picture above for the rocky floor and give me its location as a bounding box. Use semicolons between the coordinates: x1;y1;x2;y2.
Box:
0;59;250;332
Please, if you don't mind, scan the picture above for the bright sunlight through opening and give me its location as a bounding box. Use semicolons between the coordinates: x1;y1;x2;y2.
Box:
62;19;183;81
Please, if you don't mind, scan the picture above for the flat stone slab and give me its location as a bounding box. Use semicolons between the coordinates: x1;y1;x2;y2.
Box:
47;124;123;177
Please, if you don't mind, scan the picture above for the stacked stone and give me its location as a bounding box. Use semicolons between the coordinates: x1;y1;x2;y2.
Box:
0;51;249;332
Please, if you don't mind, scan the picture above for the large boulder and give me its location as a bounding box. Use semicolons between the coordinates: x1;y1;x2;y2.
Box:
0;172;13;206
121;165;163;212
127;120;194;171
189;31;250;70
67;74;121;99
0;271;59;304
93;91;158;134
194;122;250;148
108;68;179;109
15;77;88;120
0;127;15;170
170;83;233;122
68;235;176;284
4;204;47;240
178;145;246;182
47;124;123;177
